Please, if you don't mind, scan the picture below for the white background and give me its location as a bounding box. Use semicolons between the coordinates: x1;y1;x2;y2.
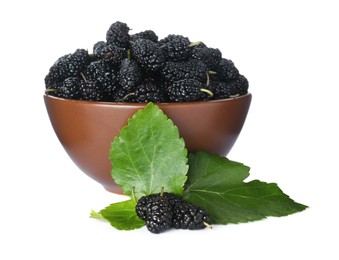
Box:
1;0;338;259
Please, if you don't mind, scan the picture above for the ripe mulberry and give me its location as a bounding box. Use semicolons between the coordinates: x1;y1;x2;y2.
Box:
159;34;191;62
131;39;165;72
136;192;211;233
191;44;222;71
85;60;120;101
210;74;248;99
58;77;82;99
161;59;208;83
106;21;130;48
125;83;164;103
45;49;90;87
79;80;104;101
44;21;249;103
216;58;240;82
166;79;211;102
93;41;127;64
171;200;210;230
119;59;143;91
136;193;173;234
131;30;158;43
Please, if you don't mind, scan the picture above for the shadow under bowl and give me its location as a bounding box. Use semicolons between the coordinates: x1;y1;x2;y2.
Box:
44;94;252;193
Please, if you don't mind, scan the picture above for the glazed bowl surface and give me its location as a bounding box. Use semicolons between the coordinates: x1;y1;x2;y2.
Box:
44;94;252;193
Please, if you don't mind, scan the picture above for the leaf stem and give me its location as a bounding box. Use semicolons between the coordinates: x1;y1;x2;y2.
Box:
131;186;137;203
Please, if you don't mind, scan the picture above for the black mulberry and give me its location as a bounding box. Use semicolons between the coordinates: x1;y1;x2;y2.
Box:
45;49;90;87
44;21;249;103
191;44;222;71
210;74;248;99
106;21;130;48
79;81;104;101
136;193;173;234
93;41;127;64
131;30;158;43
125;83;164;103
166;79;212;102
58;77;82;99
136;192;211;233
159;34;191;62
85;60;120;101
119;59;143;91
171;200;210;230
216;58;240;82
161;59;208;83
131;39;165;71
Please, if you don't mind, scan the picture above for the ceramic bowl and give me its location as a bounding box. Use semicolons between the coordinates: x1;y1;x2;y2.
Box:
44;94;252;193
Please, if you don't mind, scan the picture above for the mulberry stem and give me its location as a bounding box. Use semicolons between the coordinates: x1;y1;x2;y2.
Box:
203;221;213;229
189;41;203;47
200;88;213;97
122;92;135;101
229;94;240;98
45;88;56;93
80;72;88;83
206;72;210;87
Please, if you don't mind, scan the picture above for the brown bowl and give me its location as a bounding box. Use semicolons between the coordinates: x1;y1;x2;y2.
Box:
44;94;252;193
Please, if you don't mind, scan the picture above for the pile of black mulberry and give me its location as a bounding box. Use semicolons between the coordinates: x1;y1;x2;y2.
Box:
136;192;211;234
45;21;248;103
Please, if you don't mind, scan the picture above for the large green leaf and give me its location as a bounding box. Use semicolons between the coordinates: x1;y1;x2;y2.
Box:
184;152;308;224
110;103;188;199
91;199;145;230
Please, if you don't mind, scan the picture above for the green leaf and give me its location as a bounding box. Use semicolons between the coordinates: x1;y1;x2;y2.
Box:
97;199;145;230
110;102;188;199
184;152;308;224
90;209;106;221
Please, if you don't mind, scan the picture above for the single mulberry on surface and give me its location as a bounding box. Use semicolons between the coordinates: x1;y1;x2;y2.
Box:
171;200;210;230
106;21;130;48
131;39;165;72
136;193;173;234
136;192;211;234
45;21;249;103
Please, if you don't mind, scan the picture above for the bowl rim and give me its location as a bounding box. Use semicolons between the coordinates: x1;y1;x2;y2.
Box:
44;93;252;107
